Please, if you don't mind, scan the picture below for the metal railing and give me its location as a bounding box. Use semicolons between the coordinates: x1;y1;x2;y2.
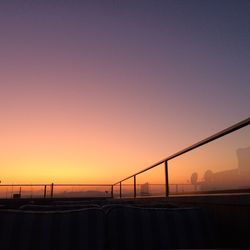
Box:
113;117;250;198
1;118;249;200
0;184;113;199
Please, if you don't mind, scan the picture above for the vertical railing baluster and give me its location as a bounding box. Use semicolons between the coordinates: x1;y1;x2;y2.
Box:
134;175;136;198
51;183;54;198
120;182;122;198
44;185;47;198
111;185;114;198
165;161;169;197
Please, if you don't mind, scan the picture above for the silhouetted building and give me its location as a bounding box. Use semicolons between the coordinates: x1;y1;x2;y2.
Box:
200;147;250;191
140;182;150;196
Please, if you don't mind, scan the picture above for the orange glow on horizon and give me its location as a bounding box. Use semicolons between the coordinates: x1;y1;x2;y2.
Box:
1;124;249;185
0;0;249;190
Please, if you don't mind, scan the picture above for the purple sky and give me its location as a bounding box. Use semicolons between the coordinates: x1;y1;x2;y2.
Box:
0;0;249;183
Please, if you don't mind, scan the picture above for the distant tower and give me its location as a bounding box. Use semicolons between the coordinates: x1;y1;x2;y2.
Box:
237;147;250;170
141;182;150;196
190;172;198;191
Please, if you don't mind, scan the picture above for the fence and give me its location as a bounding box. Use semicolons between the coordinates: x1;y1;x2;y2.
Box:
0;184;113;199
1;118;249;200
113;118;250;198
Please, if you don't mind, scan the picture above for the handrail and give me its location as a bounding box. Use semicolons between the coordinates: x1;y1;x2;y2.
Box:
50;184;111;186
0;183;111;187
1;118;249;199
0;183;114;199
0;184;112;187
0;184;48;186
114;117;250;185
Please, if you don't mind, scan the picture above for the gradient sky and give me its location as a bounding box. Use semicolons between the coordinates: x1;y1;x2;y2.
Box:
0;0;249;184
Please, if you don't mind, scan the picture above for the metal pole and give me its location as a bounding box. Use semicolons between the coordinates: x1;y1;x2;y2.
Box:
165;161;169;197
111;185;114;198
44;185;47;198
120;182;122;198
134;175;136;198
51;183;54;198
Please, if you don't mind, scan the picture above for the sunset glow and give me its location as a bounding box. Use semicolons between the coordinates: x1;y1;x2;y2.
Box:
0;0;249;185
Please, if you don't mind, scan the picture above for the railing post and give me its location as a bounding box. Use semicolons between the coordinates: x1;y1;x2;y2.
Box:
120;182;122;198
165;161;169;197
44;185;47;198
51;183;54;198
134;175;136;198
111;185;114;198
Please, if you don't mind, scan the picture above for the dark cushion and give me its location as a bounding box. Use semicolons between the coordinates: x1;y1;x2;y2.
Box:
19;204;100;211
0;208;105;250
106;206;215;249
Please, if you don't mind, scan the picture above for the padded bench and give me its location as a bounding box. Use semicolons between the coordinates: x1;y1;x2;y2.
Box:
0;208;105;250
106;206;216;249
0;206;216;249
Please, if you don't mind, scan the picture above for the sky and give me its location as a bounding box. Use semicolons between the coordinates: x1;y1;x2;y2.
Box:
0;0;249;185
